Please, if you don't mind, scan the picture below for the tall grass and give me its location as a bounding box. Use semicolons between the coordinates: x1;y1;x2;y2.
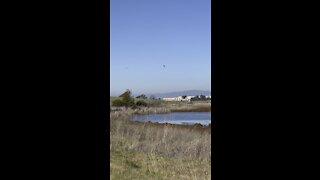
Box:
110;104;211;179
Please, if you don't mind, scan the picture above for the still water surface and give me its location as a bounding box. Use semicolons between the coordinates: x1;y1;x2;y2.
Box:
131;112;211;126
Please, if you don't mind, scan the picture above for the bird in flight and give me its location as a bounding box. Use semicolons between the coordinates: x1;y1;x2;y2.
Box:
163;65;166;68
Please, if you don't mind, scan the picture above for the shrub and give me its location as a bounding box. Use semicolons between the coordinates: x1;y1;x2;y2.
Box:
112;99;125;107
122;89;135;107
147;99;162;107
127;99;135;107
113;89;137;107
136;94;147;99
136;100;147;107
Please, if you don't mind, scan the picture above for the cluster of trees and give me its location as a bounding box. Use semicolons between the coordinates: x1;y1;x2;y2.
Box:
136;94;157;100
112;90;148;107
191;95;211;101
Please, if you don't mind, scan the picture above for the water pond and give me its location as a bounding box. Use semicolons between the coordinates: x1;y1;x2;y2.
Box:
130;112;211;126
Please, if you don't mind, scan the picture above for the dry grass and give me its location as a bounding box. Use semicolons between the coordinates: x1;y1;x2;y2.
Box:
110;101;211;114
110;103;211;179
110;146;210;180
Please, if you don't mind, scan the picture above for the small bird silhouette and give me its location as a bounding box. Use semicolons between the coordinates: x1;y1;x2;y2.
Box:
163;65;166;68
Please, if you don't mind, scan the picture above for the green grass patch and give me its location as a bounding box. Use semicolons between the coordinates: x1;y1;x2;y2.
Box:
110;145;210;180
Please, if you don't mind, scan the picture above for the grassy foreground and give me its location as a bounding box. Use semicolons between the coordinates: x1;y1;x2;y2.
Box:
111;144;210;180
110;102;211;179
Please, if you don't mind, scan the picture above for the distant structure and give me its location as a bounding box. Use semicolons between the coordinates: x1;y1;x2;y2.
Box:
162;97;176;101
162;95;211;102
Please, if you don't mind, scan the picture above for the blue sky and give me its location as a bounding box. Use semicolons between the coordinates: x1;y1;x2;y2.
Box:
110;0;211;96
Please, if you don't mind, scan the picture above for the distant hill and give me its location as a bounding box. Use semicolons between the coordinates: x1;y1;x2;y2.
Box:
147;90;211;98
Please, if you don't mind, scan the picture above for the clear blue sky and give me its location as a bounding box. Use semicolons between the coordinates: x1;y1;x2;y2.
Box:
110;0;211;96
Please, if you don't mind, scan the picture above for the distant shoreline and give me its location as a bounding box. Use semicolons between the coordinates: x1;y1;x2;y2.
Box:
111;101;211;129
110;101;211;114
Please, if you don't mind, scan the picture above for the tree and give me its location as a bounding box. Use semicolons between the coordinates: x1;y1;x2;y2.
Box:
122;89;135;107
149;95;156;100
136;94;147;99
136;100;147;107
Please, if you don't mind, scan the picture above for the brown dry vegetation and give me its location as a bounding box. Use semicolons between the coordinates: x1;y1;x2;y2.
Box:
110;102;211;179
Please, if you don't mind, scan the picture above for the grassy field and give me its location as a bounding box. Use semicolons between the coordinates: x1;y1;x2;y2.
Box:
111;144;210;180
110;101;211;179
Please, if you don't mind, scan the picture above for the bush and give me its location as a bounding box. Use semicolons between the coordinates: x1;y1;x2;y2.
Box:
147;99;162;107
122;89;135;107
112;99;125;107
127;99;135;107
136;100;147;107
112;90;137;107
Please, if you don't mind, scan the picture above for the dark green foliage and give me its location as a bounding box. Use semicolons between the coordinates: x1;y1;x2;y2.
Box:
114;89;135;107
122;90;133;105
136;100;147;107
136;94;147;99
112;99;126;107
127;99;135;107
124;90;135;107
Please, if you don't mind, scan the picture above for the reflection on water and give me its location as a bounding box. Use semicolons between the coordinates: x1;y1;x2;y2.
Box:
130;112;211;126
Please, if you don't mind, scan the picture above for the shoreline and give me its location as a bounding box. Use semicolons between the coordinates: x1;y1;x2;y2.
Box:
111;102;211;114
110;102;211;129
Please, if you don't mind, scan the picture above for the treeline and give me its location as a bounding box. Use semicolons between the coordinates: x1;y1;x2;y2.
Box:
190;95;211;101
112;90;149;108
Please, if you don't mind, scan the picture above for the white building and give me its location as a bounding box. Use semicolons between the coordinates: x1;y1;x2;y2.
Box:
185;96;195;101
162;97;176;101
162;96;196;102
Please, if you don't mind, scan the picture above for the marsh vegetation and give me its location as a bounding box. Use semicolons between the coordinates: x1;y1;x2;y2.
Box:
110;92;211;179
